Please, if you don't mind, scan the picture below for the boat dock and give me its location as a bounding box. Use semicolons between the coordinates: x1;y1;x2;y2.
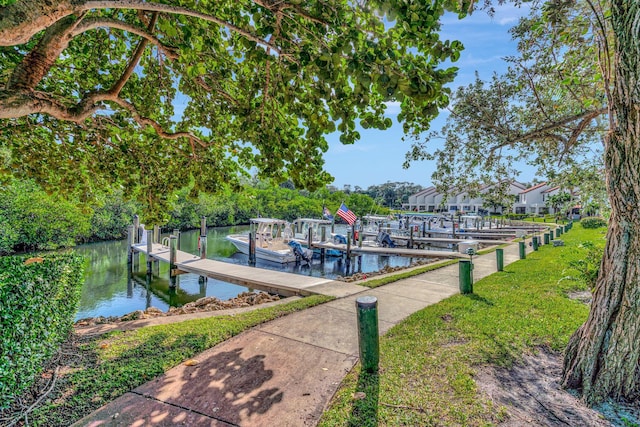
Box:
131;243;334;297
309;241;469;258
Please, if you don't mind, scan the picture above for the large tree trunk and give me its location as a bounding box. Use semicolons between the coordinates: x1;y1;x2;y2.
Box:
562;1;640;405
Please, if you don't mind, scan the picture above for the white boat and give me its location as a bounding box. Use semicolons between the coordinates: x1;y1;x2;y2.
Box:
226;218;312;264
292;218;333;241
292;218;343;256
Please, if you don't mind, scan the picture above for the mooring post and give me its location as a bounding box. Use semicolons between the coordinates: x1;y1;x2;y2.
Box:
169;235;177;278
199;217;207;285
249;231;256;265
320;226;326;262
459;260;473;294
146;230;153;275
496;248;504;271
544;232;550;245
408;226;414;249
346;233;352;259
519;241;526;259
153;225;160;244
133;215;140;244
127;225;134;265
532;236;539;251
308;228;314;251
356;296;379;373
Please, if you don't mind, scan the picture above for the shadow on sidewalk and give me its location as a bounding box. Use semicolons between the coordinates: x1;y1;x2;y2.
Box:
160;347;283;423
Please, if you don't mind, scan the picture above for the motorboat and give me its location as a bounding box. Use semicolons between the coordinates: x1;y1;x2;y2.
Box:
225;218;312;263
292;218;342;256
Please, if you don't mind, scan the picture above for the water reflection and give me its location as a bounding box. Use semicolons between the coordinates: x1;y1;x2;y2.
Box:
75;225;423;320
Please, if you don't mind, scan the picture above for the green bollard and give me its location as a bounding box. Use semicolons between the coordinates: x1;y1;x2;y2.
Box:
496;248;504;271
532;236;539;251
556;228;561;239
544;233;550;245
519;241;526;259
459;260;473;294
356;296;379;373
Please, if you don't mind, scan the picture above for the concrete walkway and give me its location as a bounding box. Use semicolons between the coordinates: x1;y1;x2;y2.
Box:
74;242;527;427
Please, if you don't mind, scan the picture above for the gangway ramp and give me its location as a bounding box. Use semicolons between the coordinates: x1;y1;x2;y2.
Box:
132;243;334;297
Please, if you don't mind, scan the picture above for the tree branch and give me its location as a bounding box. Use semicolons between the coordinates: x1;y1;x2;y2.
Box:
109;12;159;96
1;0;294;61
72;16;178;60
5;14;83;91
109;97;208;149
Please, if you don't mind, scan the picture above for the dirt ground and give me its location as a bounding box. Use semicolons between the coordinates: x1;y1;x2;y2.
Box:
476;348;640;426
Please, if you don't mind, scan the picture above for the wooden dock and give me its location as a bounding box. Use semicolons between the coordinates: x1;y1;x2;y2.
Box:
132;243;334;297
309;241;470;259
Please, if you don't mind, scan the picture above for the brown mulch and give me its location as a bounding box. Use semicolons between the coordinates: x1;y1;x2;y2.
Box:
476;348;639;426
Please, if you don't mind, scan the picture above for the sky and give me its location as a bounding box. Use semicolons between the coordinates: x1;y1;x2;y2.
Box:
323;4;534;190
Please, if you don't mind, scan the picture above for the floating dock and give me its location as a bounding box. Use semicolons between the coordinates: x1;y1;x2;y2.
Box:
132;243;334;297
309;241;470;258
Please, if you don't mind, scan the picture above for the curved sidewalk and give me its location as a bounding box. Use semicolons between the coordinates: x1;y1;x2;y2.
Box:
74;243;526;427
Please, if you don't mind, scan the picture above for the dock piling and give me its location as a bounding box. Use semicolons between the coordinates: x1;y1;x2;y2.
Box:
169;235;178;278
173;229;181;250
248;231;256;265
146;230;153;274
133;215;140;244
127;225;134;265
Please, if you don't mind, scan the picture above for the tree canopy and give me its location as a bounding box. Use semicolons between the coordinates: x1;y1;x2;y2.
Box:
405;0;608;199
0;0;467;222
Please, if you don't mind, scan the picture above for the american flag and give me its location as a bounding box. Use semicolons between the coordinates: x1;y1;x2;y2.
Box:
336;203;357;225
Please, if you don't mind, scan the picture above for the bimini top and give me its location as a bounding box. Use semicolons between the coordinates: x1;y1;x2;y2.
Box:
250;218;288;225
293;218;332;224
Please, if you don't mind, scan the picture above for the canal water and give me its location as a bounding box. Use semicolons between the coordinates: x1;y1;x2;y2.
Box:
75;225;421;320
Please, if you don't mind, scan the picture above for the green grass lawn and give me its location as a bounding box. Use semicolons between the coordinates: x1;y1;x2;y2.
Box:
318;224;606;426
27;295;332;426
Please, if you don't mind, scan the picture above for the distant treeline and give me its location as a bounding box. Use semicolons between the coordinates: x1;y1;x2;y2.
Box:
0;178;405;255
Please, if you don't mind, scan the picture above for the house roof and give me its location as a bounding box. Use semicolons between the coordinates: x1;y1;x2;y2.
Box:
541;186;560;194
412;186;436;197
520;182;547;194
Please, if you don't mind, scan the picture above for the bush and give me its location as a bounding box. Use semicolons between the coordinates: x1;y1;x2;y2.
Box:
581;217;607;229
505;213;528;220
565;241;604;290
0;253;85;409
0;179;91;254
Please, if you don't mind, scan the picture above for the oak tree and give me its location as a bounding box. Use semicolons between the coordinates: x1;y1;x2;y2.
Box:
0;0;465;222
408;0;640;405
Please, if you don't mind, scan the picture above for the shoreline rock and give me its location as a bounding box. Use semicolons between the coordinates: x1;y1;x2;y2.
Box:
74;291;280;327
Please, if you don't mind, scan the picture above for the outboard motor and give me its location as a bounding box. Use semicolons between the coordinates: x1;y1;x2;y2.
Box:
288;241;311;263
333;234;347;245
375;231;396;248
